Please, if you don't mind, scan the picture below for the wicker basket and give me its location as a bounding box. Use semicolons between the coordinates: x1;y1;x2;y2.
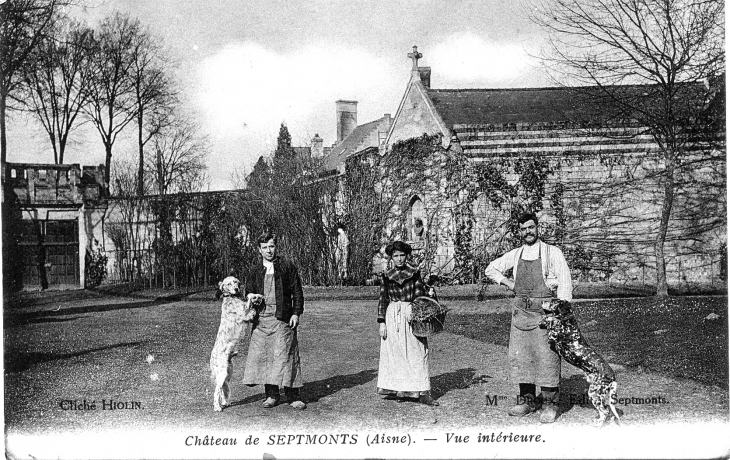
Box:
411;312;447;337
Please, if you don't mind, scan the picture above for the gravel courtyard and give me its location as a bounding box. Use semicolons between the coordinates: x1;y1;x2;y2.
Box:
5;288;728;436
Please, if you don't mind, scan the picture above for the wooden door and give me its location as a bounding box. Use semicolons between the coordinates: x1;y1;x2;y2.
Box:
19;219;79;289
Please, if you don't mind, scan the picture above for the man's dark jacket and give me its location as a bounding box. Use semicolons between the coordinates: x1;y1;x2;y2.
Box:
244;257;304;322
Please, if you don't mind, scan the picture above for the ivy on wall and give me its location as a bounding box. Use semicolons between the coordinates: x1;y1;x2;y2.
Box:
84;243;108;288
342;133;463;284
100;125;722;289
340;131;599;285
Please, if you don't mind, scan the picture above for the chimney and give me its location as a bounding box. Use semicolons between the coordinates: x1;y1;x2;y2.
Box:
378;114;392;146
336;100;358;143
418;67;431;88
311;133;324;158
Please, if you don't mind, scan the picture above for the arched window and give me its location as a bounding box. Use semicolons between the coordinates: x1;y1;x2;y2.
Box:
408;195;426;241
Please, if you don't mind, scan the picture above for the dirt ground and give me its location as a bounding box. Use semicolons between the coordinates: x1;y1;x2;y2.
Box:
4;289;728;441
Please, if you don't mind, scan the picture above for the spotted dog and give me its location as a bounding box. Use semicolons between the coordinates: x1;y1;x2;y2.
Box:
210;276;265;412
539;299;621;426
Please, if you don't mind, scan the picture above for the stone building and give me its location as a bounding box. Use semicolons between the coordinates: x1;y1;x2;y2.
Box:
321;100;393;175
2;162;107;290
4;47;721;290
329;46;726;284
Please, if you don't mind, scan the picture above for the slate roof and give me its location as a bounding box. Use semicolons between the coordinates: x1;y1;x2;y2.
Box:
426;82;712;128
426;87;608;127
322;116;390;172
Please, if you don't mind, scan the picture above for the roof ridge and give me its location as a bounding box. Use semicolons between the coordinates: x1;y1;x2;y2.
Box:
356;117;386;129
359;114;392;127
321;114;392;170
426;81;702;93
428;87;573;93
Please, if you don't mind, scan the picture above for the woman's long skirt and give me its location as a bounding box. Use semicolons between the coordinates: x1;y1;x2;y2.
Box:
377;301;430;397
242;315;303;388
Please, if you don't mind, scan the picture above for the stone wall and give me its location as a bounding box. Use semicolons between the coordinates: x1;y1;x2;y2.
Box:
2;162;108;290
374;118;725;284
387;81;448;149
418;122;728;284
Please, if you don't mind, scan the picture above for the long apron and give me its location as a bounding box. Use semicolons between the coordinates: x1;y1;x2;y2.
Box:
242;273;303;388
377;301;430;396
509;254;561;387
242;316;303;387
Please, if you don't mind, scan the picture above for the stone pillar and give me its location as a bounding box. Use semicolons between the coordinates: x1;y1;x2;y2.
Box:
28;168;36;203
78;207;87;288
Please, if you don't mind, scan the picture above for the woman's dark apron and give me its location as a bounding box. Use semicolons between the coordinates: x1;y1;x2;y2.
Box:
508;251;560;387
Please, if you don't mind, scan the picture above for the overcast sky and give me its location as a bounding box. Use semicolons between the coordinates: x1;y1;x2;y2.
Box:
7;0;554;190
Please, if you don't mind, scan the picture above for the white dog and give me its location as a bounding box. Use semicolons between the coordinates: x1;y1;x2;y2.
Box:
210;276;264;411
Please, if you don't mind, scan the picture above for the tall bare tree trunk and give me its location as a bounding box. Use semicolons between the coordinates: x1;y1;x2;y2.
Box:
104;143;113;196
137;108;144;196
59;133;67;165
655;155;676;297
1;93;7;165
156;149;164;195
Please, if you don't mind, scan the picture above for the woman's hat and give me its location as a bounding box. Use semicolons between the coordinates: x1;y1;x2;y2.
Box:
385;241;412;256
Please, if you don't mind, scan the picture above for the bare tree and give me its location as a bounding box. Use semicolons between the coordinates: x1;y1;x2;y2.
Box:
0;0;65;164
128;26;177;196
84;12;140;194
533;0;725;296
146;113;208;196
23;17;93;164
109;154;153;282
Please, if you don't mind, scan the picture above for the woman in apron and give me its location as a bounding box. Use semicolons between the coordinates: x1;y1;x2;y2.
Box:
376;241;438;406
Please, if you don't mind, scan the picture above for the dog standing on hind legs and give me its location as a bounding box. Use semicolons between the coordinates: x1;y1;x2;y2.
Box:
540;299;622;426
210;276;265;411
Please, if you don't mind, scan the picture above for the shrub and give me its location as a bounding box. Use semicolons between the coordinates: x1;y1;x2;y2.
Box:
85;244;108;288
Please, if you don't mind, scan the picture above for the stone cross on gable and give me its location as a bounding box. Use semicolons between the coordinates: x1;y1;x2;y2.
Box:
407;45;422;71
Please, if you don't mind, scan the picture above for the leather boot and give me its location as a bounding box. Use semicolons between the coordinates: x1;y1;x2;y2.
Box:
508;384;538;416
263;384;280;408
539;387;559;423
285;387;306;410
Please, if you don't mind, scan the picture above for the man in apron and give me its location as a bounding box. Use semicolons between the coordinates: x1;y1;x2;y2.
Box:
242;232;306;409
485;213;573;423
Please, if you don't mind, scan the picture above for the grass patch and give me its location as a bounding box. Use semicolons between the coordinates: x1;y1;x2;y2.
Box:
305;282;727;301
17;280;721;304
447;312;512;347
446;296;728;389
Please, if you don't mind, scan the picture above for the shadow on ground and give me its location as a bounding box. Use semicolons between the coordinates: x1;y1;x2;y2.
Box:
232;367;485;405
230;368;379;407
304;368;379;402
4;298;180;327
558;374;591;415
4;341;148;373
431;367;478;400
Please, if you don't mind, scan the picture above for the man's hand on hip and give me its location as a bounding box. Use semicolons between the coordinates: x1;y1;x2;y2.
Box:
502;279;516;291
289;315;299;329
